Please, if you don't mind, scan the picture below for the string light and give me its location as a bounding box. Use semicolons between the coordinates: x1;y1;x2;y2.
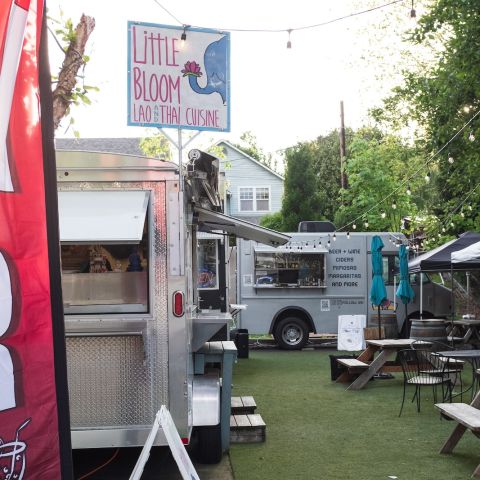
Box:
468;205;473;210
381;211;386;218
180;24;189;48
327;238;331;247
352;223;357;230
461;211;465;218
448;153;454;164
406;185;412;195
286;29;292;49
333;233;337;241
469;131;476;142
425;172;431;182
346;232;350;239
392;201;397;209
364;219;369;228
410;0;416;18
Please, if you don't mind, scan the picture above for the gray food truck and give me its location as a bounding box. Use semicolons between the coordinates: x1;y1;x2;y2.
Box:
237;231;451;350
55;148;289;463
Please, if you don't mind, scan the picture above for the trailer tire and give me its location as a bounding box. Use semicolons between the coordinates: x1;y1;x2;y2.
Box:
274;317;309;350
195;423;222;464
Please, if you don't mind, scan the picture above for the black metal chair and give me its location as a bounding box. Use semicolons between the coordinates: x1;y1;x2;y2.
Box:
397;348;453;416
412;340;464;400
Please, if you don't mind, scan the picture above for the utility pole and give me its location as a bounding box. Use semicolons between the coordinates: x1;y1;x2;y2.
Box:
339;100;347;190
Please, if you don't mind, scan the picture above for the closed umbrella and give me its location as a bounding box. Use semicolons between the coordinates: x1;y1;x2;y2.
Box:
370;235;388;339
396;244;415;337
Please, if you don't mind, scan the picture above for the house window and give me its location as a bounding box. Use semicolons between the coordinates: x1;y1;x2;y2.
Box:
239;187;270;212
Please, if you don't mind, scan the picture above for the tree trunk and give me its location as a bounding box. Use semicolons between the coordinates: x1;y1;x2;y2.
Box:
52;14;95;130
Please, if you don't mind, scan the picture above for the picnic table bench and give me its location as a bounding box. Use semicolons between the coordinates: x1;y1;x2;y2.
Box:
435;369;480;478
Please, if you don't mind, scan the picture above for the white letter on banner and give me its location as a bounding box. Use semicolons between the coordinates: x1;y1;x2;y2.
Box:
0;251;15;411
0;2;29;192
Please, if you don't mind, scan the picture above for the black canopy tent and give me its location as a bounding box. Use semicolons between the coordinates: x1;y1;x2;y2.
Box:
409;232;480;273
408;231;480;320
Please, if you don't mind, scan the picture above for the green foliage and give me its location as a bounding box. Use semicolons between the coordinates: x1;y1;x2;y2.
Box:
259;212;285;231
334;128;424;232
281;142;321;231
373;0;480;240
139;131;172;160
233;131;275;171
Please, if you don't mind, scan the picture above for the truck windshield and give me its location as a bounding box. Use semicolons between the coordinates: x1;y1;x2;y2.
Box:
254;251;326;288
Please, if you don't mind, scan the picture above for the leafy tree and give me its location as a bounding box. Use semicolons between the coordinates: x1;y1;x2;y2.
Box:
139;130;172;160
259;212;285;231
311;129;354;222
334;128;424;233
372;0;480;238
281;142;321;231
49;11;96;132
232;131;275;171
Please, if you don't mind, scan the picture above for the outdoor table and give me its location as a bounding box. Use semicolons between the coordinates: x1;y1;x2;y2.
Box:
437;350;480;400
446;319;480;345
336;338;421;390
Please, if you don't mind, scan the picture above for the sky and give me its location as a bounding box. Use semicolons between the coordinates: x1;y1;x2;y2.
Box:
47;0;423;159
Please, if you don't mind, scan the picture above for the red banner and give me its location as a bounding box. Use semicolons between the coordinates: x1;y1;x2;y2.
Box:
0;1;71;478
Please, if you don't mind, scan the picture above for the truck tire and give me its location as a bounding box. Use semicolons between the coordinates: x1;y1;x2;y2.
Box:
195;423;222;464
274;317;309;350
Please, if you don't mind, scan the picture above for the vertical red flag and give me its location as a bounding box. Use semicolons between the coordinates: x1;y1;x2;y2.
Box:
0;0;72;478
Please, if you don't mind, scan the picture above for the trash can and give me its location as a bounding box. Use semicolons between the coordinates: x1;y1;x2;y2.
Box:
329;354;356;381
233;328;249;359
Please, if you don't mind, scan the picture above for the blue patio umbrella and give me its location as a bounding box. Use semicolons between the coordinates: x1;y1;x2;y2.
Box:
396;244;415;336
370;235;388;339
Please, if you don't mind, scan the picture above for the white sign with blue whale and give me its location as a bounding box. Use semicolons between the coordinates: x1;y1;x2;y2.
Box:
128;21;230;132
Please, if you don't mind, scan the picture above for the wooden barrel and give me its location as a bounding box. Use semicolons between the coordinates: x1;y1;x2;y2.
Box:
410;319;447;343
368;315;399;339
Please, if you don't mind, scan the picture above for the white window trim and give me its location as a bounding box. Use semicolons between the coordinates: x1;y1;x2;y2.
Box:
237;186;271;213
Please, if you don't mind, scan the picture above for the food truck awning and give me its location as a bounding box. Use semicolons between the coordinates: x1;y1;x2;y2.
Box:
58;191;149;243
194;207;290;246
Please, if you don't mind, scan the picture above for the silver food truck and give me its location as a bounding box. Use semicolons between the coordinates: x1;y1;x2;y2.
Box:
236;230;451;350
55;148;289;463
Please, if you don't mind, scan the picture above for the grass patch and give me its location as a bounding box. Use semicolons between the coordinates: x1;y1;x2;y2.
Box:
230;349;478;480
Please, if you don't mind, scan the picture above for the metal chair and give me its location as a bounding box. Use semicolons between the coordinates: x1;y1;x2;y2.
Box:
397;348;453;417
412;340;464;400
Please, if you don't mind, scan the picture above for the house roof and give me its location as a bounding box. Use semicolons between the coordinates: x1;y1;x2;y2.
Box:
55;137;145;156
216;140;284;180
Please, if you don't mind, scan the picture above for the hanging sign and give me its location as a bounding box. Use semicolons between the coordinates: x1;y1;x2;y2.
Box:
127;21;230;132
0;0;71;477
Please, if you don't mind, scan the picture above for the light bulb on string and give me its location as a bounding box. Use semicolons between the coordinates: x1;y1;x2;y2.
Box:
180;25;189;49
381;211;386;218
406;185;412;195
450;221;454;227
461;211;465;218
327;238;331;247
448;153;454;164
352;223;357;230
392;201;397;210
469;131;476;142
468;205;473;211
286;29;292;49
364;219;369;228
442;227;446;233
346;232;350;239
410;0;416;17
425;172;431;182
333;233;337;241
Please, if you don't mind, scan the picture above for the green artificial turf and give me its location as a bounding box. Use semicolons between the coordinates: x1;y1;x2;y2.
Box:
229;349;478;480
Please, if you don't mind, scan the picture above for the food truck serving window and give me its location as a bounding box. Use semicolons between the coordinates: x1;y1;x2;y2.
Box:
58;191;150;314
254;250;326;288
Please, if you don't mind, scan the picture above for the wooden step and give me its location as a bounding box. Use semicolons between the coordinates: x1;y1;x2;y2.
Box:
231;396;257;415
336;358;369;369
230;414;266;443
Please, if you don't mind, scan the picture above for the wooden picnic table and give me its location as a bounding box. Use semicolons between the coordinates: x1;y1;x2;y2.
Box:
446;319;480;345
336;338;421;390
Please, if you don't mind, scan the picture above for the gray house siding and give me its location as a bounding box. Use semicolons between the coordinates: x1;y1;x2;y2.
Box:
219;142;284;225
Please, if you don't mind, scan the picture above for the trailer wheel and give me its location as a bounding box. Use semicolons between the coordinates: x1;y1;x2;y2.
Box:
195;423;222;464
274;317;309;350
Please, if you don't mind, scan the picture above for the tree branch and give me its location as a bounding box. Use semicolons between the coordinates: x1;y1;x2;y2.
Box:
52;14;95;130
